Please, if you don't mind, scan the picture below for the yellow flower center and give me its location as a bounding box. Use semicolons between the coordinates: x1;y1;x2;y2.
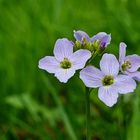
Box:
102;75;114;86
60;58;71;69
121;61;132;71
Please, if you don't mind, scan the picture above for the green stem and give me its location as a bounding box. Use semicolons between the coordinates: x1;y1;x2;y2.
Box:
85;87;91;140
87;51;98;64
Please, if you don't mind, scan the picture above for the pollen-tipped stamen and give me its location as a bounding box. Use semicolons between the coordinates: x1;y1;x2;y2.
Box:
60;58;72;69
121;61;132;71
102;75;114;86
92;40;100;51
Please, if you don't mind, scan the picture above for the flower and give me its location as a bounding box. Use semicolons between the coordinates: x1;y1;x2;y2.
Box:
91;32;111;50
80;53;136;107
119;42;140;81
74;30;91;42
38;38;91;83
74;30;111;51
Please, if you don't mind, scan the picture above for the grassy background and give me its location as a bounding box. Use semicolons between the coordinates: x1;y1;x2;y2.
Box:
0;0;140;139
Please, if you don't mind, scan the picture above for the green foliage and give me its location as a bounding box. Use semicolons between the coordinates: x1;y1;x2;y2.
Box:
127;84;140;140
0;0;140;139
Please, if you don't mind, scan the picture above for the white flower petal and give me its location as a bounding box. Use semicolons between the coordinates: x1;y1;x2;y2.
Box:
38;56;59;73
114;75;136;94
98;86;118;107
80;66;104;88
54;68;75;83
100;53;119;76
53;38;74;61
69;49;91;70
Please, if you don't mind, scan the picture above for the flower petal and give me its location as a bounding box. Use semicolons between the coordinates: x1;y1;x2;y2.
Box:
91;32;107;42
38;56;59;73
53;38;74;61
114;75;136;94
54;68;75;83
74;30;90;41
69;49;91;70
125;55;140;72
100;53;119;76
100;34;111;48
80;66;104;88
119;42;127;64
127;71;140;82
98;86;118;107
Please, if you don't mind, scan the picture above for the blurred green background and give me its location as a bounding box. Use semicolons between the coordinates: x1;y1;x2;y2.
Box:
0;0;140;139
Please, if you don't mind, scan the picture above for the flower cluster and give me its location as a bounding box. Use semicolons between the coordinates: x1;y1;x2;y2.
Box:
39;30;140;107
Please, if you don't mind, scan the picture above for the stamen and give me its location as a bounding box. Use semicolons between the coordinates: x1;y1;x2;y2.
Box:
102;75;114;86
121;61;132;71
60;58;72;69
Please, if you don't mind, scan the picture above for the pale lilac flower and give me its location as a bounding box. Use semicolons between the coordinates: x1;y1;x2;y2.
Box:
80;53;136;107
38;38;91;83
74;30;111;49
119;42;140;81
74;30;91;42
91;32;111;49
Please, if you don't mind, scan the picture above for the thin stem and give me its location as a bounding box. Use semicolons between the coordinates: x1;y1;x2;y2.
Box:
85;87;91;140
87;51;98;64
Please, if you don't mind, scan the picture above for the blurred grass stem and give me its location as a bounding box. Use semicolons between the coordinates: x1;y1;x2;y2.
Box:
42;74;77;140
85;87;91;140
